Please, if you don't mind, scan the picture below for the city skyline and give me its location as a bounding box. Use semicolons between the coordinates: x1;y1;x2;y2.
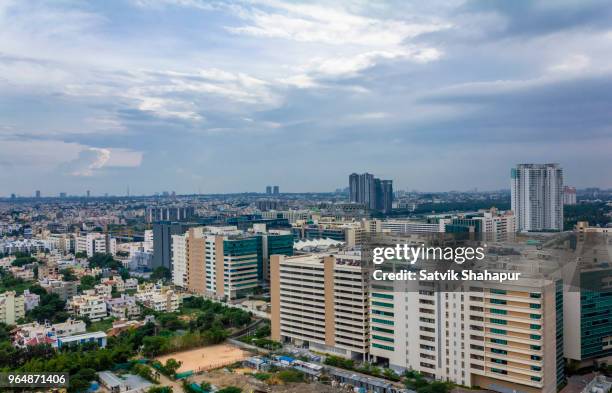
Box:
1;1;612;195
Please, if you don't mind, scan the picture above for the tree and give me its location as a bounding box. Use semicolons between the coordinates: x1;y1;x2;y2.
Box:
147;387;172;393
88;253;123;270
151;266;171;281
79;275;97;291
28;292;69;323
61;268;77;282
164;358;182;377
12;256;36;267
216;387;242;393
142;336;169;357
417;381;452;393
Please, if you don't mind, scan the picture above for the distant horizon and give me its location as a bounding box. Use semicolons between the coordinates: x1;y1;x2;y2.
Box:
5;185;612;200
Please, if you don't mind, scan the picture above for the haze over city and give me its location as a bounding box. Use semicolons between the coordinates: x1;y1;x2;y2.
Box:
1;0;612;196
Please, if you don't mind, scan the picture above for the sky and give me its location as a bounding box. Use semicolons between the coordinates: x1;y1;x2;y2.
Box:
1;0;612;196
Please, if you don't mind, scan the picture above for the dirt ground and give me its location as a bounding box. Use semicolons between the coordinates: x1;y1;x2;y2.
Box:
155;343;248;373
191;369;339;393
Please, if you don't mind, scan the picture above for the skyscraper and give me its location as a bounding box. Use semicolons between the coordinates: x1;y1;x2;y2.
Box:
35;190;41;198
349;173;393;212
152;221;197;270
273;185;279;195
266;186;272;195
511;164;563;232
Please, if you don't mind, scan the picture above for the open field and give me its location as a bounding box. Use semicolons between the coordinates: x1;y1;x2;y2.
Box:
155;343;248;373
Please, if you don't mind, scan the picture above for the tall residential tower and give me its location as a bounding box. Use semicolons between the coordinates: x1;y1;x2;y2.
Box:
511;164;563;232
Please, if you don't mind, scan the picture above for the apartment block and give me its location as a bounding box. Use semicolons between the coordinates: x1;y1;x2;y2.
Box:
135;282;181;312
271;252;369;360
511;164;563;232
68;292;108;321
75;233;117;257
0;291;25;325
39;279;78;301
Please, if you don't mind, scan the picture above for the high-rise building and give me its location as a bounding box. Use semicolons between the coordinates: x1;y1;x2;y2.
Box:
564;229;612;366
266;186;272;195
563;186;577;205
180;225;293;300
349;173;393;212
379;180;393;213
86;190;91;198
273;185;279;195
171;233;187;288
271;252;369;360
35;190;41;198
369;276;564;393
59;192;67;198
185;226;258;301
152;221;197;270
511;164;563;232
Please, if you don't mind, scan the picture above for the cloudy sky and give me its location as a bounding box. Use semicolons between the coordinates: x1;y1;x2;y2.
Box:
1;0;612;196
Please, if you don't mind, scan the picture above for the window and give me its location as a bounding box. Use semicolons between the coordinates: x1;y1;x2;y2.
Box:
491;348;507;355
491;328;507;335
530;334;541;340
490;308;507;315
372;326;394;334
530;293;541;298
490;318;507;325
491;289;506;294
531;345;541;350
372;301;394;308
491;338;507;345
373;335;394;343
372;318;394;326
530;303;541;309
372;343;394;351
491;368;507;375
372;293;394;300
490;299;507;305
530;314;541;319
530;324;541;330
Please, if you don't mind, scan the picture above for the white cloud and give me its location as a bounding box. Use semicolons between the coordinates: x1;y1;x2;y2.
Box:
227;1;449;46
548;54;591;73
68;148;111;176
67;147;143;176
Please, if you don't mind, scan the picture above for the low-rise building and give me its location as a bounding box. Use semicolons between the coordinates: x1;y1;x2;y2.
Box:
23;289;40;311
39;279;78;301
9;266;35;281
12;319;87;348
105;295;141;319
57;331;107;348
68;292;108;321
135;282;181;312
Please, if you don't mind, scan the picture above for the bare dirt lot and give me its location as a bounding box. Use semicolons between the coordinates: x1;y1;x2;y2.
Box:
155;343;248;373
